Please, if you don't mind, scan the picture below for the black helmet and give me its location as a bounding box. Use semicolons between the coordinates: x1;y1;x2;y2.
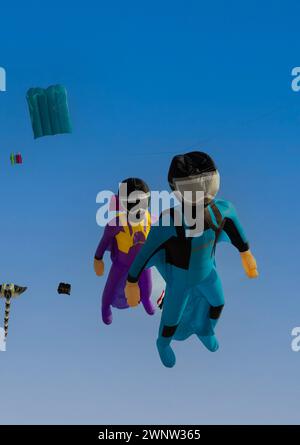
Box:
118;177;150;213
168;151;219;205
119;177;150;196
168;151;217;188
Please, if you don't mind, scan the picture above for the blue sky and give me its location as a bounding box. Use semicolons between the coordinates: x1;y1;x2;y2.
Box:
0;0;300;424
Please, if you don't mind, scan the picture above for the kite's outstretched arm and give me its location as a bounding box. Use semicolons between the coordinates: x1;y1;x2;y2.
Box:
126;220;173;307
218;200;259;278
94;222;119;276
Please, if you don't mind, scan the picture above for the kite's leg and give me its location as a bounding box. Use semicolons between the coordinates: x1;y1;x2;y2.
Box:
101;263;125;325
156;280;189;368
196;269;225;352
139;269;155;315
101;279;113;325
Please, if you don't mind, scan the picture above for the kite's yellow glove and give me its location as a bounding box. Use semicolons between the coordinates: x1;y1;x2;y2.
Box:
240;250;258;278
94;258;105;276
125;281;140;307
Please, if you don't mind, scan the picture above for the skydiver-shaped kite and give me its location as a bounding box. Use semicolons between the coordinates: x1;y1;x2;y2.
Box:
94;178;155;325
125;152;258;367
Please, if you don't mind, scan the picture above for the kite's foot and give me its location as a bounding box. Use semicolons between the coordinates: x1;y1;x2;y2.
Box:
102;306;113;325
156;338;176;368
142;299;155;316
197;334;219;352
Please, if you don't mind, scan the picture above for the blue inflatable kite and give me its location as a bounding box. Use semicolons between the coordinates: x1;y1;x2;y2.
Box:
26;84;72;139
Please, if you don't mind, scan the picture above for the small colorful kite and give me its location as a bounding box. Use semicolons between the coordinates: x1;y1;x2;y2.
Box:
10;152;23;165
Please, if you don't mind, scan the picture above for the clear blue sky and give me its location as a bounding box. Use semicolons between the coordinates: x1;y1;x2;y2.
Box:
0;0;300;424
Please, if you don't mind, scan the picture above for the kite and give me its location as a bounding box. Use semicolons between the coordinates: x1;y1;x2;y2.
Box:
10;152;23;165
26;84;72;139
0;284;27;339
125;151;258;368
57;282;71;295
94;177;155;325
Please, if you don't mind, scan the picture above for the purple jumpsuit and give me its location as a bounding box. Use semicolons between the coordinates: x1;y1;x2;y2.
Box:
95;213;154;324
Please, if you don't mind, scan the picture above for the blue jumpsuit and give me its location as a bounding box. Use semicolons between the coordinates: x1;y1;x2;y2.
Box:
127;199;249;367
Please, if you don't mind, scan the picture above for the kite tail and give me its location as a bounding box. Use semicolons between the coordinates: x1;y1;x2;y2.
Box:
4;296;11;338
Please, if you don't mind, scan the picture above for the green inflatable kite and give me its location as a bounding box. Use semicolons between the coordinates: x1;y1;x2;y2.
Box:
26;84;72;139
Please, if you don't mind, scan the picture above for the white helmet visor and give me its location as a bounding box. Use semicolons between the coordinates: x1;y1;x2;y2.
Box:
173;171;220;204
